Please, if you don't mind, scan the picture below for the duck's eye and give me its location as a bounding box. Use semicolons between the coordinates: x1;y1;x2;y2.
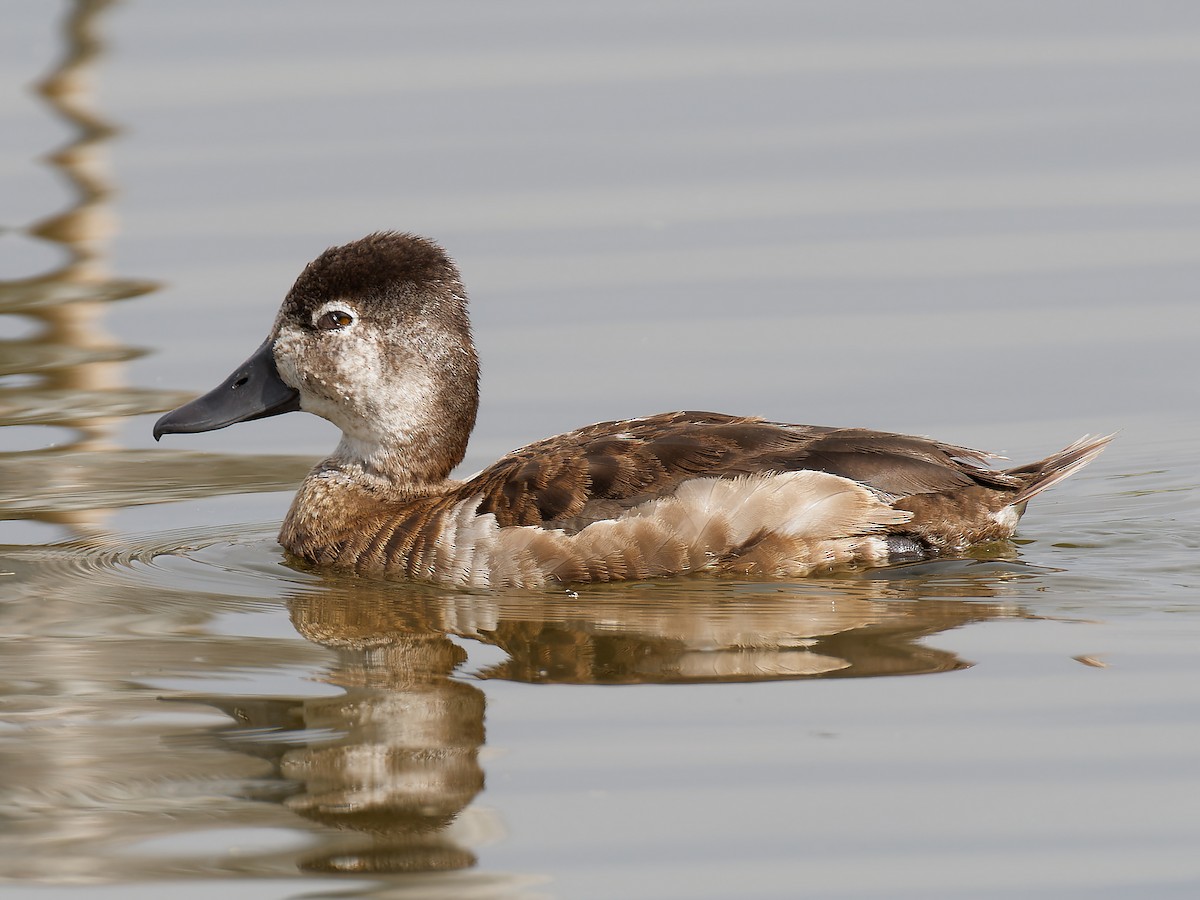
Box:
315;310;354;331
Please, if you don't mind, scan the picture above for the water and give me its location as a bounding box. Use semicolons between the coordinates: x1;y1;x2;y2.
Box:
3;2;1199;897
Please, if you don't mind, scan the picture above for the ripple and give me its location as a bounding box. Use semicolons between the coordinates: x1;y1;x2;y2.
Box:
0;522;323;633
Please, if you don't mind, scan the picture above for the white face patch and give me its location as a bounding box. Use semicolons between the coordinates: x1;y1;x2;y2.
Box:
272;314;446;474
273;318;381;427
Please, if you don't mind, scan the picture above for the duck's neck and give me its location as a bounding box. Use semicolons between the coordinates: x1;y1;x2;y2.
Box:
325;433;453;495
280;378;478;559
278;444;464;563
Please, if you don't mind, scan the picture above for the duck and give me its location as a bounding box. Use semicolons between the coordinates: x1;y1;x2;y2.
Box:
154;232;1112;588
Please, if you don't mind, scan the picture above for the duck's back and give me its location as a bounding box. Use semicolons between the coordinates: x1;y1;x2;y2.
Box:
466;410;1017;532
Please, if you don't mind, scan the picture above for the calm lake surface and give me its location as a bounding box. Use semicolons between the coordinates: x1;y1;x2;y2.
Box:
3;2;1199;898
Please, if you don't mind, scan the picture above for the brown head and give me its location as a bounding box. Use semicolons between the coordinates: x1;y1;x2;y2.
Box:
154;232;480;487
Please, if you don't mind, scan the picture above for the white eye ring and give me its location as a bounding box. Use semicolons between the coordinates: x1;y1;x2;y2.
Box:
313;301;358;332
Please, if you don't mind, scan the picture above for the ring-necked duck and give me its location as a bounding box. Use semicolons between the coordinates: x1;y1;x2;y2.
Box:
155;232;1111;587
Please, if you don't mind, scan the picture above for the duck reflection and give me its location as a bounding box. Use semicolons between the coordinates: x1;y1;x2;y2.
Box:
182;561;1029;875
291;563;1028;684
188;624;492;875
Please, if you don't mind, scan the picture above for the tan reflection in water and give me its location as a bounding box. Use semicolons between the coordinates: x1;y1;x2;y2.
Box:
290;563;1027;685
0;3;338;886
190;632;494;877
0;0;312;541
166;564;1030;877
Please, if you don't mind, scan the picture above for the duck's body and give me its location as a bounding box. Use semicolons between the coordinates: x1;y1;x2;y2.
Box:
154;232;1111;588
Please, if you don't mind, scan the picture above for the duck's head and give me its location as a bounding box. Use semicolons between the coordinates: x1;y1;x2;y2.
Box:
154;232;480;485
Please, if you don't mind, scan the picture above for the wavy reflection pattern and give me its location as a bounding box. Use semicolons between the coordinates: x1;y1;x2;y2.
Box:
0;0;312;540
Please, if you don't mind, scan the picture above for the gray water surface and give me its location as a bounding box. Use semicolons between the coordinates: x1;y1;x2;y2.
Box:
3;2;1199;898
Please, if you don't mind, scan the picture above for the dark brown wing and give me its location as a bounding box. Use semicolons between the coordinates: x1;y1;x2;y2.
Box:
461;411;1019;532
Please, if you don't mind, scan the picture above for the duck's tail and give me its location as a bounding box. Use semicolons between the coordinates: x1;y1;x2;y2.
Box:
1006;433;1115;506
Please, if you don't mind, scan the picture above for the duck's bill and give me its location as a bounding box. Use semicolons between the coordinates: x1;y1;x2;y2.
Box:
153;339;301;440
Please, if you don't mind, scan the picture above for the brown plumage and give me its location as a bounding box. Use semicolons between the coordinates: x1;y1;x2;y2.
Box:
153;232;1113;588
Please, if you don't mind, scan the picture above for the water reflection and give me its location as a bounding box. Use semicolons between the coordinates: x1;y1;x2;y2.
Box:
0;0;312;540
0;3;329;886
187;632;489;876
291;565;1030;684
168;565;1029;876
